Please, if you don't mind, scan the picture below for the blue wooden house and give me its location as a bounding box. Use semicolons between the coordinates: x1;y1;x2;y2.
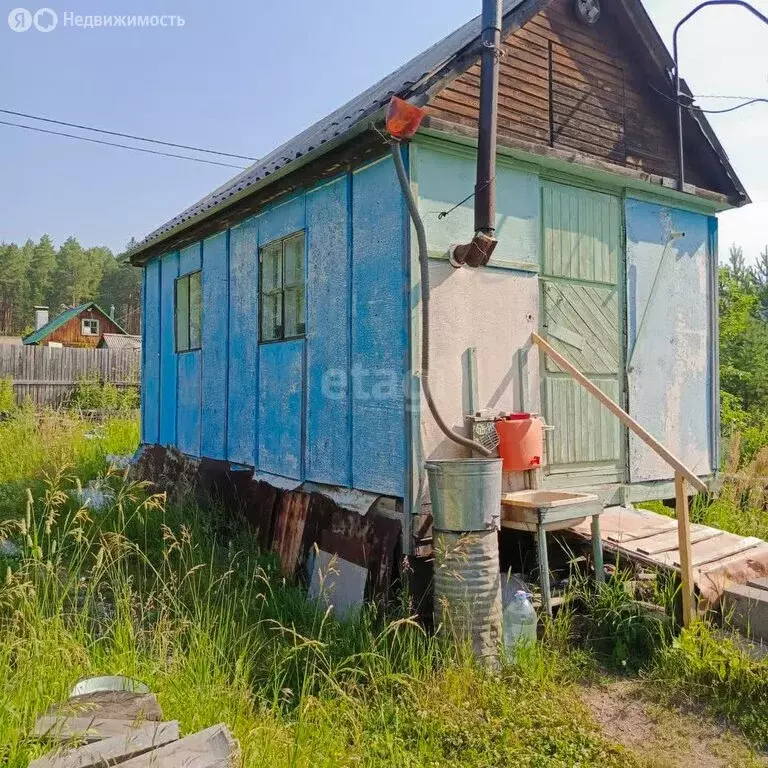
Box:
130;0;747;567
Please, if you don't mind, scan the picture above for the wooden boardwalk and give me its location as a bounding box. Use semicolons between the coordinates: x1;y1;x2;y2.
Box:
570;506;768;605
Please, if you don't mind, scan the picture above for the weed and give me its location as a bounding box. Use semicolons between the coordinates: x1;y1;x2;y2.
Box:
651;622;768;749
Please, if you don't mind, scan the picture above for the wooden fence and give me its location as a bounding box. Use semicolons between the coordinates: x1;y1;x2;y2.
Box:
0;345;141;408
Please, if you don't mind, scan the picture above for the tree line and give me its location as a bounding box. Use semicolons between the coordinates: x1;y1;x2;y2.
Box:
720;245;768;460
0;236;141;336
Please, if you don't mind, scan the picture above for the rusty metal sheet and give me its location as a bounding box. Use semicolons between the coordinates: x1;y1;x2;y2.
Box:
272;491;312;577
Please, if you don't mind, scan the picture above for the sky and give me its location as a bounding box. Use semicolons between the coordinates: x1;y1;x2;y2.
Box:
1;0;766;262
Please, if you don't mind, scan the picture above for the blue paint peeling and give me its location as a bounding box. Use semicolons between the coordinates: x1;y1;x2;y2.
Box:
143;258;161;445
159;252;178;446
306;175;351;486
351;157;407;496
259;339;304;479
141;156;408;497
201;231;229;459
228;218;259;466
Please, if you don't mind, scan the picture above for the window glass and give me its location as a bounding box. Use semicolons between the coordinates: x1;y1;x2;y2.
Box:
259;232;305;342
189;270;202;349
175;270;202;352
261;292;282;342
176;276;190;351
284;234;304;287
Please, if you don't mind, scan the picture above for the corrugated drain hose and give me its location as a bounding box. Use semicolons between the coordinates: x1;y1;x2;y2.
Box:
391;141;492;457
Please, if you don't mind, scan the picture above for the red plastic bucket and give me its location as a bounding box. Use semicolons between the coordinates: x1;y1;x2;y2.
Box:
495;414;544;471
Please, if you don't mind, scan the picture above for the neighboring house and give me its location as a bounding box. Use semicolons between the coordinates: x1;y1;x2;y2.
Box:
23;303;128;348
100;333;142;350
129;0;747;562
0;337;22;346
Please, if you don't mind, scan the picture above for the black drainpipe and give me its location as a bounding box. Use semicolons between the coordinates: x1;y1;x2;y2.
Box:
451;0;502;268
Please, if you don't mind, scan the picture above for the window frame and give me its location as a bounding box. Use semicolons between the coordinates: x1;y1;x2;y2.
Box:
81;317;99;336
174;270;202;353
259;231;306;344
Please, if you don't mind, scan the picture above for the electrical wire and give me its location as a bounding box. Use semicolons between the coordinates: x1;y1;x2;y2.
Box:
0;108;258;161
0;120;249;169
648;82;768;113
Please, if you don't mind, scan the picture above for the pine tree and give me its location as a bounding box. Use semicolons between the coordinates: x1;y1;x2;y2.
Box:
28;234;57;309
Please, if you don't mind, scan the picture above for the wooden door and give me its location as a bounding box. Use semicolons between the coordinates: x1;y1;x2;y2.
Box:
540;182;624;486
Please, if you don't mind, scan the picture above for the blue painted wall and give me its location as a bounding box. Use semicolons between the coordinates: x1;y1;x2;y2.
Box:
141;155;407;497
177;243;201;457
227;218;259;467
142;258;160;445
625;199;714;481
159;251;178;446
351;157;407;495
201;232;229;459
305;176;351;487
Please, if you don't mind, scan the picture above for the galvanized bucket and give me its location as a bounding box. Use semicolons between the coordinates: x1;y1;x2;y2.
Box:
433;529;502;662
425;458;502;532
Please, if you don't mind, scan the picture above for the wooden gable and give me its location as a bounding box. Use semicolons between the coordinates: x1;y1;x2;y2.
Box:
427;0;717;192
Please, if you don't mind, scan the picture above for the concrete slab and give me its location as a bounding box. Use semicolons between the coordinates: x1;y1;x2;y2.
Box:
747;576;768;592
722;583;768;642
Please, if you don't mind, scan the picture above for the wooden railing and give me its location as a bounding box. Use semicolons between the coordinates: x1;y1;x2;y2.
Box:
532;332;707;627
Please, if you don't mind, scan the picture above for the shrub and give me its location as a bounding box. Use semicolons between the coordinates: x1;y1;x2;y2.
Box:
0;377;16;413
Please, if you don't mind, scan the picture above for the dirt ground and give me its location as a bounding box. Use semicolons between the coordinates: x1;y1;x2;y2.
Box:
580;679;767;768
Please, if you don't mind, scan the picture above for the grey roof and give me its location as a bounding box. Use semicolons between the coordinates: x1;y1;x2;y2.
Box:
130;0;542;260
100;333;142;350
130;0;746;263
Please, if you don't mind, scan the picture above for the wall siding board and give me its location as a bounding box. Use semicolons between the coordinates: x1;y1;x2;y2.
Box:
258;195;306;246
159;252;179;446
351;157;407;496
179;242;201;275
201;232;229;459
258;339;304;479
414;140;540;269
177;351;201;456
625;199;712;481
140;268;147;440
227;218;259;467
143;259;161;444
305;176;352;486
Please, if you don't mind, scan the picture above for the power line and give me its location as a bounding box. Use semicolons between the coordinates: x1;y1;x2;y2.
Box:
649;82;768;113
0;108;258;161
0;120;249;169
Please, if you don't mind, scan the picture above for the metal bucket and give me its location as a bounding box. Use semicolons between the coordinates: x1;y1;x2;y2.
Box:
433;529;502;661
425;458;502;532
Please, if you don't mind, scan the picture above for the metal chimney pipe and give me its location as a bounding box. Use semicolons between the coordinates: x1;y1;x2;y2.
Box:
450;0;501;268
475;0;502;235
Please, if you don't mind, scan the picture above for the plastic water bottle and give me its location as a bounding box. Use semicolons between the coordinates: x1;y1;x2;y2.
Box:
502;589;537;657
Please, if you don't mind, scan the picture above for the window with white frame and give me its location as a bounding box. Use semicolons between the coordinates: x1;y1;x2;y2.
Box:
259;231;306;342
81;318;99;336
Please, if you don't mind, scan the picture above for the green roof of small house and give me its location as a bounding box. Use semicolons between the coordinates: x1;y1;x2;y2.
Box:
22;302;127;344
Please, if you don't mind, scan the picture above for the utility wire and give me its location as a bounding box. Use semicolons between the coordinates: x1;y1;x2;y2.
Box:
0;108;258;161
648;82;768;113
0;119;249;169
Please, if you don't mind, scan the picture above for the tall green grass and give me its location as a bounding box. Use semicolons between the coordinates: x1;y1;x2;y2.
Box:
0;463;634;766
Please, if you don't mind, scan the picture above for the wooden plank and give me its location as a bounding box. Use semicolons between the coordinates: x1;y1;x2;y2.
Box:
34;717;156;744
636;526;722;556
44;692;162;722
532;333;708;493
29;721;179;768
675;473;695;628
118;724;238;767
687;537;763;569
